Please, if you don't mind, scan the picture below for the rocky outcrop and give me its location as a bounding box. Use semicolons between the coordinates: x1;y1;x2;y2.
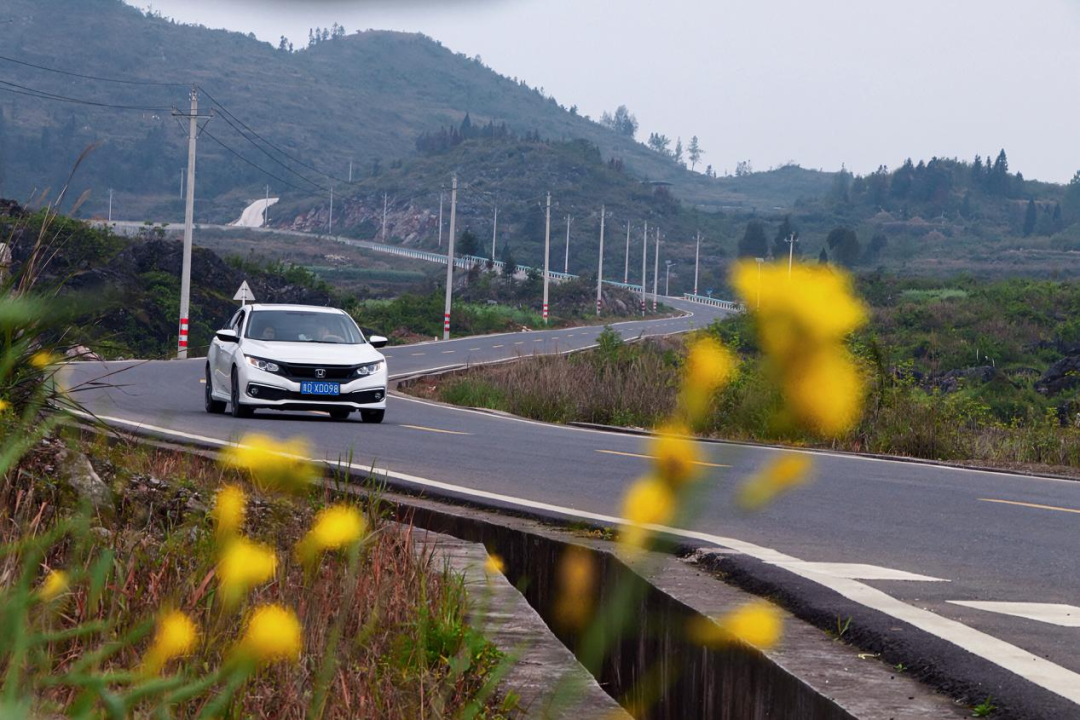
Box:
1036;356;1080;396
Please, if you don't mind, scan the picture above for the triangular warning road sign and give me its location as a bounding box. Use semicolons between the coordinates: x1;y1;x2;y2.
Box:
233;280;255;305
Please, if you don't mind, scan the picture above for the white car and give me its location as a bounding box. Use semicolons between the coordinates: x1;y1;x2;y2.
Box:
205;304;389;422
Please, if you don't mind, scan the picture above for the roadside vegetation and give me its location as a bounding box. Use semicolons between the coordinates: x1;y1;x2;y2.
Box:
416;271;1080;476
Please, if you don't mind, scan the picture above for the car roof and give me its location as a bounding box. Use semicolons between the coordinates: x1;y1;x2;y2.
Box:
246;304;344;314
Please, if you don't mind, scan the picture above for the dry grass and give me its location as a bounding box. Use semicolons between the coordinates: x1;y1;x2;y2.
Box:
1;433;509;719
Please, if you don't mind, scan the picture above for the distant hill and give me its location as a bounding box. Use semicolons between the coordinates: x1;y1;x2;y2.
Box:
0;0;832;223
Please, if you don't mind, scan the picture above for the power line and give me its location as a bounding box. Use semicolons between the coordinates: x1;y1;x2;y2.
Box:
198;86;349;186
200;128;311;192
0;79;173;111
0;52;187;87
210;108;327;192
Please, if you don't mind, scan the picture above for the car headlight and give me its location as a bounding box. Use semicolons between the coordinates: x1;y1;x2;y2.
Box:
355;360;384;377
245;356;282;374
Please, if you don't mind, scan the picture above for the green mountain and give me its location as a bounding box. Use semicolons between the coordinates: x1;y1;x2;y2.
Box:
0;0;831;223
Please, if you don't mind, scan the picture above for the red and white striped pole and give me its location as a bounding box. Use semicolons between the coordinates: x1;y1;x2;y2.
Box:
178;317;189;352
442;176;458;341
596;204;605;316
542;192;551;325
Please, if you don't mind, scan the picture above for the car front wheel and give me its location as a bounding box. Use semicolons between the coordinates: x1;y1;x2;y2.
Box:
230;368;254;418
360;409;384;424
205;365;227;414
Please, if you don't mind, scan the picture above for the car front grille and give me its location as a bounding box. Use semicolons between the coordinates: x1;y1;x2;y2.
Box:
247;384;385;405
277;362;357;382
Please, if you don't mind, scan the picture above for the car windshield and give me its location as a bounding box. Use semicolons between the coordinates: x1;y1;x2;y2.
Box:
245;310;365;344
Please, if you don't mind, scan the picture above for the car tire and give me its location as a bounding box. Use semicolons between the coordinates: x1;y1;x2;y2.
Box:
230;368;254;418
360;409;385;424
205;365;227;414
329;408;351;421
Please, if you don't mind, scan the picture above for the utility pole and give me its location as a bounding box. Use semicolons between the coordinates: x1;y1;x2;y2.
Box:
491;202;498;259
640;221;648;316
263;184;269;227
665;260;673;296
328;186;334;236
755;257;764;309
438;193;444;248
443;176;458;340
348;160;353;183
543;192;551;324
694;231;701;296
596;206;605;316
652;227;660;311
624;220;630;284
787;233;797;277
173;85;207;360
180;169;184;200
108;189;113;224
381;192;388;242
564;215;571;274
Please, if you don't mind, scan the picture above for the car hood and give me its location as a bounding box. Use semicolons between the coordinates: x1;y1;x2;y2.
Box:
240;338;385;366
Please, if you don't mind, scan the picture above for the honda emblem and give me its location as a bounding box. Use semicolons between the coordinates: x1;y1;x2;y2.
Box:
315;368;326;379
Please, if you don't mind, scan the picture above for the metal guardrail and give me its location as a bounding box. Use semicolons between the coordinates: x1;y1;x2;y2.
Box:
682;293;742;311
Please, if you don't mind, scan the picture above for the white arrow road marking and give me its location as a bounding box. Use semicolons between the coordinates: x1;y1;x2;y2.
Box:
772;562;947;582
73;411;1080;706
949;602;1080;627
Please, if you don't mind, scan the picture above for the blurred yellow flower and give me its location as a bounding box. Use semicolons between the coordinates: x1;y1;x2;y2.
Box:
0;399;10;413
783;347;865;437
738;455;813;510
731;261;868;437
554;546;596;631
30;350;58;369
620;477;675;548
212;485;246;540
688;601;783;649
221;433;319;493
238;604;303;664
141;609;199;675
484;553;506;576
296;505;366;563
652;424;699;487
685;336;737;394
37;569;69;601
218;537;278;606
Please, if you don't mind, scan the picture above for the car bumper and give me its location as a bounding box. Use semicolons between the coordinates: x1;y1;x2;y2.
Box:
242;369;387;411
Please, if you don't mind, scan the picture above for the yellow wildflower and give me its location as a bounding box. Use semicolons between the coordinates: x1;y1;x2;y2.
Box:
738;455;813;510
30;350;58;369
217;537;278;607
684;336;737;394
37;569;69;601
0;399;10;413
237;604;303;664
211;485;247;540
484;553;506;576
688;601;783;649
619;477;675;547
220;433;319;494
296;504;366;563
652;424;699;487
553;545;596;631
141;609;199;675
731;261;868;437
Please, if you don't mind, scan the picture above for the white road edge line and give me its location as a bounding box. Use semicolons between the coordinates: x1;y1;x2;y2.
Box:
70;409;1080;705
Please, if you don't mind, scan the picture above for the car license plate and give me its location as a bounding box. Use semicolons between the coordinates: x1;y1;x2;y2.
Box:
300;381;340;396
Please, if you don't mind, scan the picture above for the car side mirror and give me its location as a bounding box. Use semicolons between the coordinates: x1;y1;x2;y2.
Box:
215;328;238;343
369;334;388;349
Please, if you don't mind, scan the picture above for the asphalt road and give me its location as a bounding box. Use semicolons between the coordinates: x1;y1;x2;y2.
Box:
66;296;1080;717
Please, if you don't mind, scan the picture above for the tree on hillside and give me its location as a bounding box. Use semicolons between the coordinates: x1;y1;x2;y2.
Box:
891;159;915;199
599;105;639;138
1063;171;1080;224
673;138;684;166
864;233;888;263
501;246;518;285
647;133;672;157
818;247;829;265
772;216;799;260
457;229;479;257
704;164;715;178
826;226;860;267
735;160;753;177
737;220;769;258
1023;199;1037;237
687;136;704;171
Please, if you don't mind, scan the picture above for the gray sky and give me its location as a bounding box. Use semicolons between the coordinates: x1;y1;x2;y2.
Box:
133;0;1080;183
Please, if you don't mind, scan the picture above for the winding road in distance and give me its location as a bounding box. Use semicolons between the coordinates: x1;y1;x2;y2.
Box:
67;296;1080;718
